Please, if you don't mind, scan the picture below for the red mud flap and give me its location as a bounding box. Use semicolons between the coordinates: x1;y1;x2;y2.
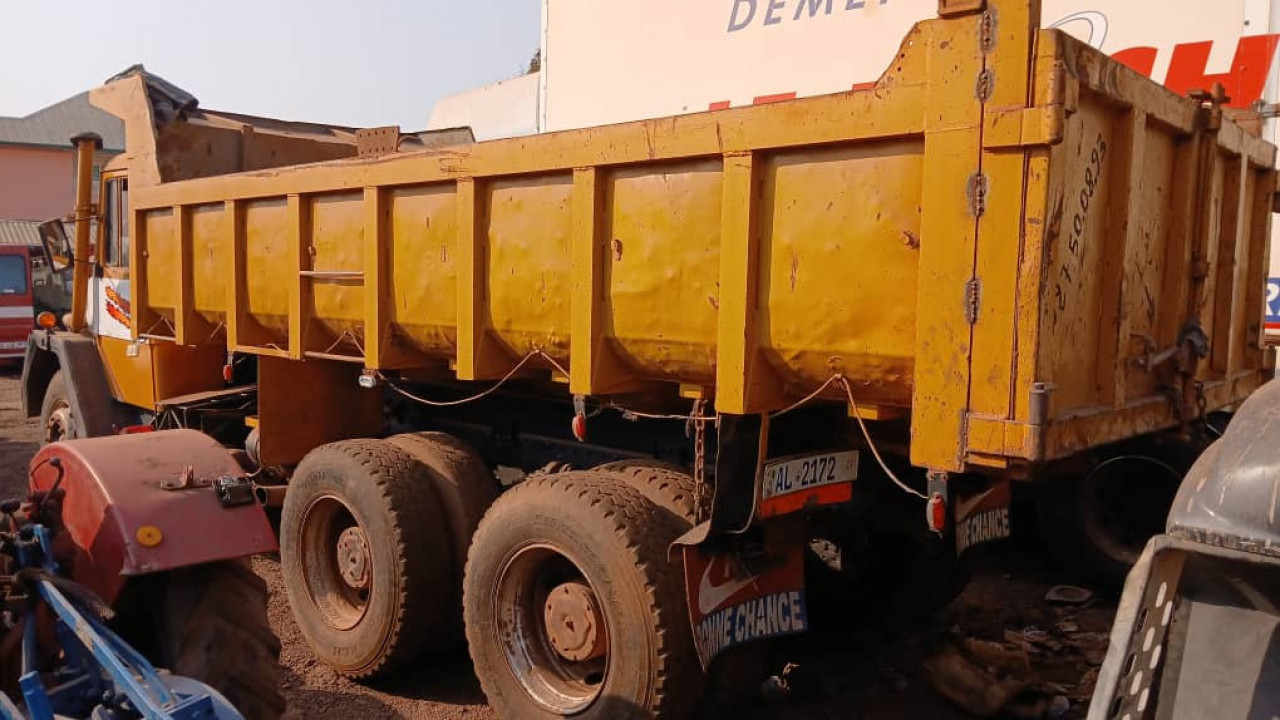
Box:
681;541;807;669
952;478;1012;556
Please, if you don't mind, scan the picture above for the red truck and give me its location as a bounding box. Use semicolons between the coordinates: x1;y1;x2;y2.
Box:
0;245;38;361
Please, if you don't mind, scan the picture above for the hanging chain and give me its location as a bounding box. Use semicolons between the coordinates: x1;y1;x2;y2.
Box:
691;397;710;522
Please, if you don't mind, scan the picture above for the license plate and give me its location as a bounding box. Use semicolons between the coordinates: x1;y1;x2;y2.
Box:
0;341;24;350
761;450;859;500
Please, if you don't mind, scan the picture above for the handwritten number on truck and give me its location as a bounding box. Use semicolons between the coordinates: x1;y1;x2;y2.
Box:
1053;133;1107;326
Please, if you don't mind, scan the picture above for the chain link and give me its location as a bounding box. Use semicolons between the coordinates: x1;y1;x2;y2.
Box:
691;397;709;522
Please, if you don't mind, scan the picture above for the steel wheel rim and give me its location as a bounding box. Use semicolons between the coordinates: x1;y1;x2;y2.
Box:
297;494;371;631
44;402;71;444
493;542;610;714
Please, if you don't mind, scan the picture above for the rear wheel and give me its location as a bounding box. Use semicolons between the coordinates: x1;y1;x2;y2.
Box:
1038;444;1189;587
280;439;455;679
385;432;499;578
152;560;284;720
464;472;700;719
593;460;700;525
39;370;74;444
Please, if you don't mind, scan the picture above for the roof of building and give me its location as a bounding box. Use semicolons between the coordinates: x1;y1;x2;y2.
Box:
0;92;124;151
0;219;43;247
0;218;80;248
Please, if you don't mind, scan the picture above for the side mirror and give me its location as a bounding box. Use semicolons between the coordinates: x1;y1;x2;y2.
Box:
37;220;73;275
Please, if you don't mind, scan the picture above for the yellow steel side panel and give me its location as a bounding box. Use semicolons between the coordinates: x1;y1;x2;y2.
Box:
363;187;385;367
307;192;365;350
967;0;1038;432
152;341;225;402
1119;128;1177;402
484;175;574;363
1090;111;1144;410
715;152;766;415
759;143;923;406
189;204;228;326
256;356;383;466
1011;149;1052;426
96;336;155;408
242;199;290;341
1227;164;1258;375
1240;167;1272;372
604;160;722;386
1039;97;1118;418
1208;155;1245;377
910;16;983;472
142;209;177;326
388;185;458;358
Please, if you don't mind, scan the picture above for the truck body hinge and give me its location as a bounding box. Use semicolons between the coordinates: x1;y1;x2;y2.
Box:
966;173;989;217
975;69;995;103
980;7;998;54
965;277;982;325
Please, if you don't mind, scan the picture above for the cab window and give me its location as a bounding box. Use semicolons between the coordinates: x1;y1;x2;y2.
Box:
0;256;27;295
103;177;129;270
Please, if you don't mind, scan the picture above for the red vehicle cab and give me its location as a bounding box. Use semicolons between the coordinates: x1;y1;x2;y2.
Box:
0;245;35;360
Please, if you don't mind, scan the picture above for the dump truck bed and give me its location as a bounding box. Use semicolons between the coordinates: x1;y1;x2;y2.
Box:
119;5;1275;474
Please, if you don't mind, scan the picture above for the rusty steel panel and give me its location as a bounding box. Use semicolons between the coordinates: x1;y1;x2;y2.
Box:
101;0;1276;475
27;429;277;604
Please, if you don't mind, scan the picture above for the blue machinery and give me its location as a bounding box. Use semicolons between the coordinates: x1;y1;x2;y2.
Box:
0;523;241;720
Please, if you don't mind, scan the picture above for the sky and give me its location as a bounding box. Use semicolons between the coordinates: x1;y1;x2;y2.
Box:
0;0;541;130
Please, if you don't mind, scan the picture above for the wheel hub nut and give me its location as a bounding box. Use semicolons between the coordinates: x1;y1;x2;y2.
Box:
335;526;371;590
544;581;606;662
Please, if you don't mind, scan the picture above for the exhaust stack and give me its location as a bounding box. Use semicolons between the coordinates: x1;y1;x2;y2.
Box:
69;132;102;332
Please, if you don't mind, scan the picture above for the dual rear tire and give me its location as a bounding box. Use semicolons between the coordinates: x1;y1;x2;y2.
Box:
280;440;702;718
279;435;494;678
463;471;700;719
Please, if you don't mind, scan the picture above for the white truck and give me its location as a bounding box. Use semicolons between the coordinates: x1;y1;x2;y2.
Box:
430;0;1280;333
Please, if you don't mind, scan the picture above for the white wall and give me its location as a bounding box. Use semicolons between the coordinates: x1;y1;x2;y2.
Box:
540;1;1267;132
426;71;540;142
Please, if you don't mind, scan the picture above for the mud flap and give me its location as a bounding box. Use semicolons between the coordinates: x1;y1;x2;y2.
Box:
1088;535;1280;720
680;541;807;669
21;330;140;434
953;478;1012;555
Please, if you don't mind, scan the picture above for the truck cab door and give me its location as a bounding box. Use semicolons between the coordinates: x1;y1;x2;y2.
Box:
86;174;131;342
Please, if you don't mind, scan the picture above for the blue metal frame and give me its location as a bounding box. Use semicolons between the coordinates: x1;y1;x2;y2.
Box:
0;524;240;720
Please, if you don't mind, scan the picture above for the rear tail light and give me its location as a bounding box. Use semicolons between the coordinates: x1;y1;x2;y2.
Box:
926;493;947;534
36;311;56;330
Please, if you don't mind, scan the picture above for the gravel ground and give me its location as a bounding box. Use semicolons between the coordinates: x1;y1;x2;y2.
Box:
0;366;1116;719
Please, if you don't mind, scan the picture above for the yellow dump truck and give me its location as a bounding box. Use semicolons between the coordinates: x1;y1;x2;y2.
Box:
19;0;1278;716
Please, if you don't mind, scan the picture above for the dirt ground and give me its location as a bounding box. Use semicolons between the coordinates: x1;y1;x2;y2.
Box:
0;366;1116;719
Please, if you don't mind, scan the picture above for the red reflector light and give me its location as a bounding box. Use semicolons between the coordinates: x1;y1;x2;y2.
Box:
222;364;233;383
926;493;947;534
571;414;587;442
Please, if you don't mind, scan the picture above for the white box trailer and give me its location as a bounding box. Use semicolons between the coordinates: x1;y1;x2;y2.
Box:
537;0;1280;131
428;0;1280;331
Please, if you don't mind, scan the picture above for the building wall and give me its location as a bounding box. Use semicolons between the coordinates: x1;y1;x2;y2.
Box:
427;72;541;141
0;146;73;221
